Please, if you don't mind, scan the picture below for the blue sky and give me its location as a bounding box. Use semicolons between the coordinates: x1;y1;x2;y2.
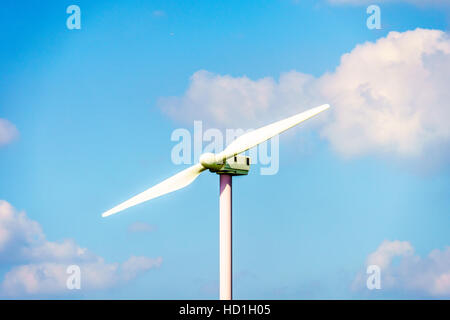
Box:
0;0;449;299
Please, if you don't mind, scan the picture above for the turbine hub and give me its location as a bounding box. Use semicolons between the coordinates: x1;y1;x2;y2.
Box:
199;153;224;171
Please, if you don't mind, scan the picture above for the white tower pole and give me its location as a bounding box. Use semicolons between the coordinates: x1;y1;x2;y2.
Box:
219;174;232;300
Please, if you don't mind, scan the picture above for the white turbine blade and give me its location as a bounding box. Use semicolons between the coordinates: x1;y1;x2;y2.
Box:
102;163;206;217
217;104;330;161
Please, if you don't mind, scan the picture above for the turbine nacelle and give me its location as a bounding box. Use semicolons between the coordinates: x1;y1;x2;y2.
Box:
199;152;224;171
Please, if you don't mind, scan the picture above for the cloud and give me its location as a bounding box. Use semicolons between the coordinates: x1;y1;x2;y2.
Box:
320;29;450;161
365;240;414;269
353;240;450;297
121;256;162;281
152;10;166;17
0;200;162;297
0;200;93;264
159;70;323;129
1;256;162;297
0;118;19;147
159;28;450;168
127;221;156;233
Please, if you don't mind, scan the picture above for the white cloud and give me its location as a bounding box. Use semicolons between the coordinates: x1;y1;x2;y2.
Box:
0;200;93;263
159;29;450;167
0;200;162;297
159;70;323;129
121;256;162;281
366;240;413;269
320;29;450;160
0;118;19;147
1;256;163;297
152;10;166;17
128;221;156;233
353;240;450;297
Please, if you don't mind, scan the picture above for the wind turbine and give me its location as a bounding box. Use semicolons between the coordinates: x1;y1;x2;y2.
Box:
102;103;330;300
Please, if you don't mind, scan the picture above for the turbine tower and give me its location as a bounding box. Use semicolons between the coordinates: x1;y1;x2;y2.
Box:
102;104;330;300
